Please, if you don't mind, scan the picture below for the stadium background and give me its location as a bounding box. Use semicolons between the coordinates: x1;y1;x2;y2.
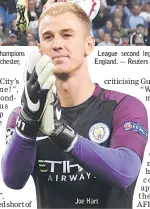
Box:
0;0;150;46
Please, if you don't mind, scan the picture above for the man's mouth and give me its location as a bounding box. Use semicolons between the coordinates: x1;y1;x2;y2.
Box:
52;55;68;60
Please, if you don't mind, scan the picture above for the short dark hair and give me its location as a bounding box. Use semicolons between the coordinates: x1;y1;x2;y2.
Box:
136;24;144;28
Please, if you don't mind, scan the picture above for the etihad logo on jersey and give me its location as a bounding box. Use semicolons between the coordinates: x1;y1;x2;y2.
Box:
89;123;110;144
38;160;96;182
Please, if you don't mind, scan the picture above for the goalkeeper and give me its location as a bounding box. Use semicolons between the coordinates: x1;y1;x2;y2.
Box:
1;2;148;209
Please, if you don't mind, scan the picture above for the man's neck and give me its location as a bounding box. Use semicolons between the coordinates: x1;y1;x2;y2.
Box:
55;71;95;108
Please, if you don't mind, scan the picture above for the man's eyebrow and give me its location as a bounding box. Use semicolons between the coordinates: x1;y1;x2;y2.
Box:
42;28;75;37
61;28;75;33
42;31;52;37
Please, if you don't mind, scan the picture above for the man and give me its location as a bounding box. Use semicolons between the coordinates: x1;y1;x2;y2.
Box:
1;2;148;209
7;33;18;45
98;33;115;46
121;34;130;45
124;4;148;32
130;24;150;45
140;2;150;22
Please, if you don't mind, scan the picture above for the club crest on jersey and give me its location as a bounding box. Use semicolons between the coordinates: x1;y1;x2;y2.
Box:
89;123;110;144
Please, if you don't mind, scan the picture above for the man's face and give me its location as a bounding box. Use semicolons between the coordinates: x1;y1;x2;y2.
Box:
106;21;112;29
28;0;36;10
116;4;123;12
98;29;104;38
104;34;111;42
8;36;17;44
132;5;140;16
114;8;122;18
136;26;144;34
112;30;120;39
145;4;150;13
27;33;34;42
122;37;129;45
39;12;93;75
114;18;121;26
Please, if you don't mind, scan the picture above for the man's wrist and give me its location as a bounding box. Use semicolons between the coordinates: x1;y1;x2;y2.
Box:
50;123;78;152
16;110;40;138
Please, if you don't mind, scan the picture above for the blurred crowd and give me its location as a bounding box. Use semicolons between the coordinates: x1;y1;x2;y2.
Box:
0;0;150;46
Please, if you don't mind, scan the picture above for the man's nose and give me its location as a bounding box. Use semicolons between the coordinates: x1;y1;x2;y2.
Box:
52;37;63;51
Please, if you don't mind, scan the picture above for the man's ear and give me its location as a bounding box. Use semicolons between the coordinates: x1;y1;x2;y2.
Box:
37;43;43;55
85;36;95;56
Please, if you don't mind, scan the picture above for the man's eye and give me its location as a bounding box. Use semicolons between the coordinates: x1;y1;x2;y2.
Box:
45;36;52;40
63;34;72;38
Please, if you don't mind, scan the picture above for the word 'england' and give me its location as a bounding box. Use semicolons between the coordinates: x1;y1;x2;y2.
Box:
95;50;150;65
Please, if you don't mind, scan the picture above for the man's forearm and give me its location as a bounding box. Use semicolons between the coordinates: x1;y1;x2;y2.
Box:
1;130;36;189
70;136;141;188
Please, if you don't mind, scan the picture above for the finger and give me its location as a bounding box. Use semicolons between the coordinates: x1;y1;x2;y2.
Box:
29;68;37;85
38;63;55;87
43;84;56;114
24;51;41;82
25;51;41;74
40;104;55;135
42;75;55;90
36;55;53;76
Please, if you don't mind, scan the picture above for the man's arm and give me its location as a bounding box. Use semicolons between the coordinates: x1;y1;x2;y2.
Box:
1;53;56;190
1;107;36;189
51;95;148;189
2;93;147;189
70;139;141;188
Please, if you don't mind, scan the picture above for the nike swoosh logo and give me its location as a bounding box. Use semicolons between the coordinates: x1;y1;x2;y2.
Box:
56;107;61;120
36;136;49;141
25;84;40;112
67;125;75;134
